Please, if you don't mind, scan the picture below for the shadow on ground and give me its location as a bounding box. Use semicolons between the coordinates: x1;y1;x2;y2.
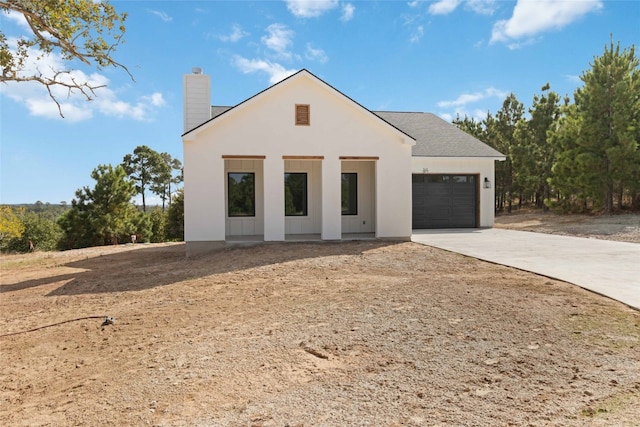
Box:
1;241;399;296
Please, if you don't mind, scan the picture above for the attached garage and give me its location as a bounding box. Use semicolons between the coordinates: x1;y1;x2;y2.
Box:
412;174;478;228
374;111;504;230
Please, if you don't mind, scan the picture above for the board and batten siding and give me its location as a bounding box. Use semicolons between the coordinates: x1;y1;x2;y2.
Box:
224;159;264;236
183;71;413;250
284;159;322;235
341;160;375;233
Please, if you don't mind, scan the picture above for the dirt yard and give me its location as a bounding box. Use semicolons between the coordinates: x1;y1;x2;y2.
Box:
1;215;639;426
495;211;640;243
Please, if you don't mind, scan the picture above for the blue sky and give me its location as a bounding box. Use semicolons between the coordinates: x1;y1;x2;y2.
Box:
1;0;638;205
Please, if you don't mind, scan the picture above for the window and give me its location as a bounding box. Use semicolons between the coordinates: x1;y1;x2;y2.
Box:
341;173;357;215
284;173;308;216
295;104;310;126
452;175;475;184
427;175;450;183
227;172;255;217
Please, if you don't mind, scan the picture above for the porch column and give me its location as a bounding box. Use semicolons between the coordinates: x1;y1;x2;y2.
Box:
321;157;342;240
263;156;285;241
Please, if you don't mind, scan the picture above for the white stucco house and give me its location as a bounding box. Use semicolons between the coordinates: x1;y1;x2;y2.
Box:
182;69;504;256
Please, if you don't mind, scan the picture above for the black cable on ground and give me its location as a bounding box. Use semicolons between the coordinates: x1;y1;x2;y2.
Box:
0;316;113;338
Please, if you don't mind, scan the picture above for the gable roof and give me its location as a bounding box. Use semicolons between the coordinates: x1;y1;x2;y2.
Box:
374;111;504;158
183;69;415;145
187;70;503;159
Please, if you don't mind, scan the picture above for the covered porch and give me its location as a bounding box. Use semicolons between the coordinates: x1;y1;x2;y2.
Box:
224;155;378;242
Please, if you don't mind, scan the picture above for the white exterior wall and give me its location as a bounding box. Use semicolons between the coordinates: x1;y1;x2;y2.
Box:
411;156;497;227
183;143;225;243
341;161;375;233
183;73;413;247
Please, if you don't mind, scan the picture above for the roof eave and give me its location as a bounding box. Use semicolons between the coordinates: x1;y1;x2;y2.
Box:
412;154;506;160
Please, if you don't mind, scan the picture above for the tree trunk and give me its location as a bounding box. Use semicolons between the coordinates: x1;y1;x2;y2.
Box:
543;185;550;212
605;183;614;214
616;183;623;210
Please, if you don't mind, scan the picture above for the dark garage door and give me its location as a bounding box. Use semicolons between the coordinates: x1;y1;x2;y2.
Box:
412;174;477;228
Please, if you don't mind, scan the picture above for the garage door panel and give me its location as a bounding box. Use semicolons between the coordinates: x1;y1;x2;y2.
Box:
412;174;477;229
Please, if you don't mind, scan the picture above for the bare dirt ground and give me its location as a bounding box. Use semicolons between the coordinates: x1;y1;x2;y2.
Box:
495;211;640;243
1;216;639;426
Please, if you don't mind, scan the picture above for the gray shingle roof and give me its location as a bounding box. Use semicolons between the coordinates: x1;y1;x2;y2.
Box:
375;111;504;158
211;106;231;118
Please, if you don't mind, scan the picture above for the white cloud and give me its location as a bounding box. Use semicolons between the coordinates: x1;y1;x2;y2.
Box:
233;56;298;85
465;0;497;15
262;23;295;59
437;87;506;122
437;87;507;108
95;91;165;121
220;24;249;42
341;3;355;21
440;112;453;122
3;9;30;30
410;25;424;43
428;0;462;15
426;0;496;16
439;107;489;123
305;44;328;63
26;97;93;122
564;74;582;84
148;92;166;107
0;42;165;122
491;0;603;45
408;1;423;8
148;10;173;22
285;0;339;18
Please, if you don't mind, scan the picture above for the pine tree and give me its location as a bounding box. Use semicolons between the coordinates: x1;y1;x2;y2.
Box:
486;94;524;212
570;39;640;212
513;84;563;209
548;104;587;211
122;145;168;212
58;164;138;248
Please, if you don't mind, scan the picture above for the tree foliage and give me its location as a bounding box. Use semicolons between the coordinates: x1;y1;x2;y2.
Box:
512;84;563;210
150;152;182;211
58;164;138;248
0;0;130;117
148;208;167;243
487;94;524;213
122;145;169;212
547;104;587;211
4;211;62;252
555;39;640;212
0;205;25;248
165;189;184;241
453;38;639;214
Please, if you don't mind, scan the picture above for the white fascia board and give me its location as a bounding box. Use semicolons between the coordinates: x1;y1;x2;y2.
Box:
402;137;416;146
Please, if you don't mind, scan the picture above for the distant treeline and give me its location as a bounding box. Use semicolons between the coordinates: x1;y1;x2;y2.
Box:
1;145;184;253
9;201;71;220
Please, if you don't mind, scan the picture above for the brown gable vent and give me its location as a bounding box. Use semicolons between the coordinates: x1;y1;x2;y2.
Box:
295;104;310;126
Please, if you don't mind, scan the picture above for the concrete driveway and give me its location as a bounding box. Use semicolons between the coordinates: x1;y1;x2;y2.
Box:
412;228;640;310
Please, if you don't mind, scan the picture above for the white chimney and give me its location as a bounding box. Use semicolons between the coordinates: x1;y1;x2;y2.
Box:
183;67;211;133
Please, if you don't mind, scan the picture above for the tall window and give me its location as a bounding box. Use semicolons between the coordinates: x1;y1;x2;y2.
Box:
341;173;357;215
228;172;255;217
285;173;307;216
